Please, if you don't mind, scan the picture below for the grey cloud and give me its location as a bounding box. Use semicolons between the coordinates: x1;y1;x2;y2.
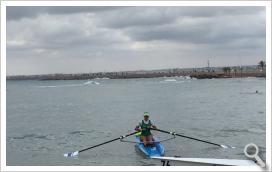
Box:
7;6;122;20
125;15;265;46
7;6;264;21
7;6;43;20
6;6;266;75
97;7;178;28
99;6;264;28
95;6;265;48
7;12;128;53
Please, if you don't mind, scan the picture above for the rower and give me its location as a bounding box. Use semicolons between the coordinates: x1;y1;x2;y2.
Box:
135;112;157;146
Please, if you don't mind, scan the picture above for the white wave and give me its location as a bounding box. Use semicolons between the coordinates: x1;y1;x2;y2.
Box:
38;85;58;88
178;76;194;80
160;78;192;84
164;79;177;82
37;84;82;88
184;76;191;80
95;77;110;80
83;81;94;85
37;80;100;88
176;81;186;83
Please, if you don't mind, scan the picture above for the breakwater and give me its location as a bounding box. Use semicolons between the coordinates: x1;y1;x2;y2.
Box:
7;66;265;80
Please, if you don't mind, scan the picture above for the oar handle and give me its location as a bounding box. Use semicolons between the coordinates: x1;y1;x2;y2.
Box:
79;131;138;153
151;128;221;147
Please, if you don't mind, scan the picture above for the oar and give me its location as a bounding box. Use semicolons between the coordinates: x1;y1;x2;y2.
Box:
151;128;235;149
64;131;138;157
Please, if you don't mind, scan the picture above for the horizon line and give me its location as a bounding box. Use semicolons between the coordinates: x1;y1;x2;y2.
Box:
6;64;262;77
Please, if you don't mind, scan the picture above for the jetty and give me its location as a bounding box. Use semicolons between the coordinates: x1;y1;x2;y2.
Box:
6;65;265;81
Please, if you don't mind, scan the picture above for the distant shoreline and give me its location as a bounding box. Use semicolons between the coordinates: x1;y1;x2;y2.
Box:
6;66;266;80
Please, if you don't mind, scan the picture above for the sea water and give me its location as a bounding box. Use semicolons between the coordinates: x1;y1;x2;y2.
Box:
6;77;266;165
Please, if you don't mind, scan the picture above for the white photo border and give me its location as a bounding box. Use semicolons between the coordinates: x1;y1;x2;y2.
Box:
1;1;271;171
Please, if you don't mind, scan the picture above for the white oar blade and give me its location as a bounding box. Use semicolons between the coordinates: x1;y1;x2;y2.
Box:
221;145;228;148
221;145;236;149
64;151;79;157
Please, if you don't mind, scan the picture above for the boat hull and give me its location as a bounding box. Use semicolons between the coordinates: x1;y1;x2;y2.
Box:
135;136;165;157
151;156;258;166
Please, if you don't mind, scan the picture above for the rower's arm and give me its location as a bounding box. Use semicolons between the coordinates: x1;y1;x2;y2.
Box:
151;125;157;129
150;121;157;129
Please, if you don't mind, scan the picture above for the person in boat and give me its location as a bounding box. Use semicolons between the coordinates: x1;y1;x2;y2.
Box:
135;112;157;146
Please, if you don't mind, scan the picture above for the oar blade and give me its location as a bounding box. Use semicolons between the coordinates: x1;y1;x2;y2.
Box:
221;145;236;149
220;145;228;149
64;151;79;157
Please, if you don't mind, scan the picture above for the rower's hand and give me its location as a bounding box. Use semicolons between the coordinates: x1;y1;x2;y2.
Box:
135;128;141;132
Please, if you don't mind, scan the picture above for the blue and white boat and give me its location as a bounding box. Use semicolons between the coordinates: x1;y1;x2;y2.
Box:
135;135;165;157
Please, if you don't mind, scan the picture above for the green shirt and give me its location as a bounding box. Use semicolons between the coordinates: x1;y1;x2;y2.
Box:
139;120;153;136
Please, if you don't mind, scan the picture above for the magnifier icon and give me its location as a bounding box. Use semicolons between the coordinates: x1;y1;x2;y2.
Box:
244;143;265;168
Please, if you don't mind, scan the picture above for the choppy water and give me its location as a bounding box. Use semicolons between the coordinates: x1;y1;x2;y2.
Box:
6;77;266;166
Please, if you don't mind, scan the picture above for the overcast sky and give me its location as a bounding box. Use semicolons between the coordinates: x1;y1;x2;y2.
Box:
6;6;266;75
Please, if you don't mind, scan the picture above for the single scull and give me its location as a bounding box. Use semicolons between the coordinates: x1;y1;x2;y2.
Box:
63;128;261;166
135;135;165;157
